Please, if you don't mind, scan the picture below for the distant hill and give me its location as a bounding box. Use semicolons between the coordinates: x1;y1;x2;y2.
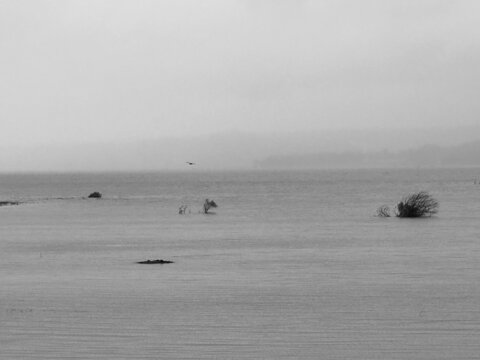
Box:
257;140;480;169
1;126;479;172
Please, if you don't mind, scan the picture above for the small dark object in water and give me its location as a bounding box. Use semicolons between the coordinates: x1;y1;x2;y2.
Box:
137;259;174;264
0;201;20;206
88;192;102;199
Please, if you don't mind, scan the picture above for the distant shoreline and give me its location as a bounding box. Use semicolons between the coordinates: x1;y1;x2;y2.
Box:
0;165;480;175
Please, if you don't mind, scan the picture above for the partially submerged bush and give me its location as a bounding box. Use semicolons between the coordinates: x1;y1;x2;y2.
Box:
178;205;189;214
376;205;391;217
203;199;218;214
396;191;438;218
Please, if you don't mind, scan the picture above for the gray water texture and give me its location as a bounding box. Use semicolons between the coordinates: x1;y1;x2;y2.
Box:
1;169;480;359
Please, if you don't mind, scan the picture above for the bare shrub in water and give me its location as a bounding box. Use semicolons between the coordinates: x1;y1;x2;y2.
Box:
203;199;218;214
376;205;391;217
396;191;439;218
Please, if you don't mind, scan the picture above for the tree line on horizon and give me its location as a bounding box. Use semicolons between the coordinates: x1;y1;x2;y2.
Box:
256;140;480;170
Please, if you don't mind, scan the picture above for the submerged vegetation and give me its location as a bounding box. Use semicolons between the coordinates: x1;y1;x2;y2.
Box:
203;199;218;214
376;205;391;217
395;191;439;218
177;199;219;214
376;191;439;218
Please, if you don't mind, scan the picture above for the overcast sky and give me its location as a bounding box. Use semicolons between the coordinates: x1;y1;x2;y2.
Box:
1;0;480;147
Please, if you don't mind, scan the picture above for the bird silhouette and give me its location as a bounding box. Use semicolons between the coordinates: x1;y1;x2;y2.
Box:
186;162;195;165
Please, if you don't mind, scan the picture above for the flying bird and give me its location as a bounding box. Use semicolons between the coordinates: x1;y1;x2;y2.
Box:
186;162;195;165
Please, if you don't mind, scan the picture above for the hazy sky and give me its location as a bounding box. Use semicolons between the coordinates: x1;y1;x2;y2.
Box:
1;0;480;147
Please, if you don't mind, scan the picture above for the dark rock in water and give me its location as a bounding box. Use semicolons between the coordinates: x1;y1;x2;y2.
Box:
88;192;102;199
137;259;174;264
0;201;20;206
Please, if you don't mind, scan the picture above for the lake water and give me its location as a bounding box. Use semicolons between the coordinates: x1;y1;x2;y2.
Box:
1;169;480;359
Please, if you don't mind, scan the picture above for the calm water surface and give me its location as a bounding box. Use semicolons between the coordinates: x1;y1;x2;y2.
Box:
1;169;480;359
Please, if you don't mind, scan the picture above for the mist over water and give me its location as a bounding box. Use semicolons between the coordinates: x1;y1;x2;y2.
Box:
2;126;480;172
1;169;480;359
